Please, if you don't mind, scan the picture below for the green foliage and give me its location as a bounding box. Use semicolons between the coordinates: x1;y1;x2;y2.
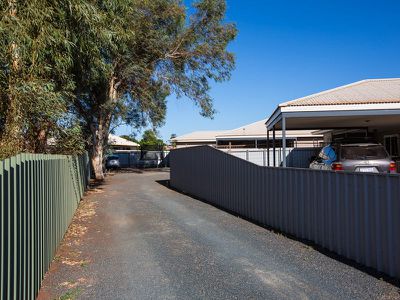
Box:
58;287;82;300
119;0;237;124
170;133;177;147
140;129;165;150
48;120;86;155
0;0;85;158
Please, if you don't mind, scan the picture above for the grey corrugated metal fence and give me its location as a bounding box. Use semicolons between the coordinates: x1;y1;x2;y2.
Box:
221;147;320;168
0;152;90;300
170;146;400;279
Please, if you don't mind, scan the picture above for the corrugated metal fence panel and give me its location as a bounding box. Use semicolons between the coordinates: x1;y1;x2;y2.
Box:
170;146;400;279
0;152;89;300
222;147;320;168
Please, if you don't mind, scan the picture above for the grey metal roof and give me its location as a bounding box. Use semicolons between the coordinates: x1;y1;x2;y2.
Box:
216;119;319;138
171;130;228;142
281;78;400;107
108;134;139;147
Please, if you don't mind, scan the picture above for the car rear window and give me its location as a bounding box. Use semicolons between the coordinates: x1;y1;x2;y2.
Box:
341;145;388;160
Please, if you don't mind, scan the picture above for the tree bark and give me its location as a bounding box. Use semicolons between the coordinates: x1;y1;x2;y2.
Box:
89;75;119;180
35;123;49;153
90;119;105;181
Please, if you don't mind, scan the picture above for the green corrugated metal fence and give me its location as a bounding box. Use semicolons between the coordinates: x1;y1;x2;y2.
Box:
0;152;90;300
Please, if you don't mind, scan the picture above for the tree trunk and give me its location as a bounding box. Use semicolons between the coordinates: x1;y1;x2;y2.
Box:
89;75;119;180
35;124;49;153
90;119;105;181
1;95;22;157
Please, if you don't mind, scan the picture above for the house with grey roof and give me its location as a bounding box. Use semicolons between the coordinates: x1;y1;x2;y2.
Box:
171;130;228;148
266;78;400;166
108;134;140;151
215;119;321;149
171;120;322;149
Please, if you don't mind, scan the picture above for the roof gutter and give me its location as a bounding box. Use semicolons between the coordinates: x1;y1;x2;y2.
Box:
265;106;283;130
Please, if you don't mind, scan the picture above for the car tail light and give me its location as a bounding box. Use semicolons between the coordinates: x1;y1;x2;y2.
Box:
389;161;396;173
332;163;343;171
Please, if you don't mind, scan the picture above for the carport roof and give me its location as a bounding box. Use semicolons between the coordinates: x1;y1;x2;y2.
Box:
282;78;400;107
266;78;400;130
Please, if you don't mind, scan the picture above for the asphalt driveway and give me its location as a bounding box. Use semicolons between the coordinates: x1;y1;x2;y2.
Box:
38;171;400;299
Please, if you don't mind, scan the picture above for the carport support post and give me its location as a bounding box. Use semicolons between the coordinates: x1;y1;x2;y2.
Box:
282;117;287;167
267;130;270;166
273;127;276;167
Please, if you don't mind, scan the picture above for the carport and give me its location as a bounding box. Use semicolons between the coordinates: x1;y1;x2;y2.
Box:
265;78;400;167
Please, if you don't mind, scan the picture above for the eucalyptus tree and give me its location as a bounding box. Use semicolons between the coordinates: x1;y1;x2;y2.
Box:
72;0;237;179
0;0;85;158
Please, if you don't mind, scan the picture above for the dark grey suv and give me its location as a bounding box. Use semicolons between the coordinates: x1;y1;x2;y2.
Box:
105;155;121;169
331;143;396;174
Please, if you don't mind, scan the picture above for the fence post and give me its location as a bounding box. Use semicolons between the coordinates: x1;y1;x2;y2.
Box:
263;150;266;166
85;152;90;187
11;155;18;300
4;157;11;300
0;157;3;300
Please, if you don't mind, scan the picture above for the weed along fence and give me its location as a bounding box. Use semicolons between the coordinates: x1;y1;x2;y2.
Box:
0;153;90;300
170;146;400;280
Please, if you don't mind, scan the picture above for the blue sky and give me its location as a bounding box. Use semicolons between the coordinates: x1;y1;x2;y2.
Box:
116;0;400;141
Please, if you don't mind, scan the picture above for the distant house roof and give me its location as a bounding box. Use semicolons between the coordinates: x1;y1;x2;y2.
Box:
172;131;228;143
172;120;321;144
108;134;139;147
281;78;400;107
216;119;319;140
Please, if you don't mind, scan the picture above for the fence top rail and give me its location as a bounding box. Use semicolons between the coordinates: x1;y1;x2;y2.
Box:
221;148;295;152
0;152;88;164
173;145;320;152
